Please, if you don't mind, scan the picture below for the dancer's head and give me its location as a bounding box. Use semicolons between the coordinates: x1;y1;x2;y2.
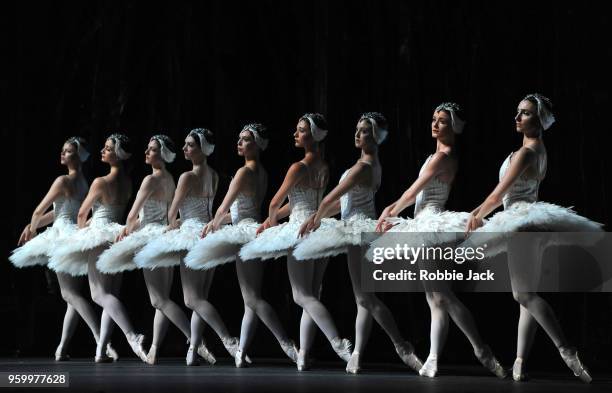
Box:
433;102;465;141
516;94;554;136
147;134;176;167
102;133;132;165
238;123;268;159
184;128;215;162
295;113;328;150
62;137;89;167
356;112;388;151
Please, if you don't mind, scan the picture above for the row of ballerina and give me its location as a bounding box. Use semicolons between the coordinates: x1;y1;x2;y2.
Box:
10;94;603;383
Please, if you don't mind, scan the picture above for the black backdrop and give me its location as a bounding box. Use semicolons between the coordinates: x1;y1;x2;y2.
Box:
3;1;611;370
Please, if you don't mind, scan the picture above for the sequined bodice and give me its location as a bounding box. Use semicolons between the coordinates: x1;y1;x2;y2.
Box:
288;162;325;222
500;150;546;209
53;197;81;224
414;155;451;216
230;193;260;223
91;202;126;224
139;199;168;226
289;186;322;222
339;164;379;220
180;196;213;222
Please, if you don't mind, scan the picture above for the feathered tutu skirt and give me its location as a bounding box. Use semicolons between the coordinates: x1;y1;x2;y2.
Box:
135;218;205;269
185;218;259;270
239;217;307;261
293;214;378;260
96;223;166;274
10;219;77;270
49;220;124;276
467;201;604;257
385;208;471;247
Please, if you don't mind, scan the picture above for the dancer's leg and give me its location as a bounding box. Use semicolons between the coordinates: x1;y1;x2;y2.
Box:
57;273;100;342
236;259;292;349
179;263;231;340
87;249;146;360
143;268;191;338
287;255;340;342
55;305;79;359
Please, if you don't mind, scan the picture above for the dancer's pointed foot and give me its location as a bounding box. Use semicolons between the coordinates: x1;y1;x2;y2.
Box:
235;349;248;368
145;345;158;365
395;341;423;373
222;337;251;363
106;344;119;362
280;339;298;363
297;349;311;371
560;347;592;384
512;357;528;382
346;352;361;374
475;346;507;379
54;345;69;361
127;333;148;363
197;342;216;365
419;354;438;378
330;337;352;363
186;345;200;366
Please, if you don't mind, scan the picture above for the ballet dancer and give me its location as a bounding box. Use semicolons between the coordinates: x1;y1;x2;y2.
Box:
51;134;147;362
375;103;506;379
295;112;423;374
185;123;298;367
240;114;352;370
465;94;602;383
11;137;117;361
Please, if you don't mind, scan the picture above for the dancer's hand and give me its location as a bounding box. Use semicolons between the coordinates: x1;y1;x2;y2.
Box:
298;214;317;238
464;213;483;234
256;218;271;236
376;206;396;233
18;224;36;246
116;226;129;242
165;221;180;232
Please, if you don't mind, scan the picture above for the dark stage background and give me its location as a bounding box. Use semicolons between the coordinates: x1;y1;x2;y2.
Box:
3;1;612;371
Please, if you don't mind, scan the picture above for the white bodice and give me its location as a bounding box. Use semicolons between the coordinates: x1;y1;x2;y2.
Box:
339;164;379;220
180;196;213;222
414;155;451;216
230;193;260;223
500;150;546;209
53;196;81;224
289;186;322;222
91;202;126;225
139;199;168;226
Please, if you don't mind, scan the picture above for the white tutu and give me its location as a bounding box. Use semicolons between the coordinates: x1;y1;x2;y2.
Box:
10;220;77;270
293;215;378;260
239;219;304;261
49;221;124;276
185;218;259;270
468;201;604;257
96;223;166;274
134;219;205;269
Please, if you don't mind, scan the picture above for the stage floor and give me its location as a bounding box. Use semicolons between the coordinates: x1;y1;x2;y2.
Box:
1;358;610;393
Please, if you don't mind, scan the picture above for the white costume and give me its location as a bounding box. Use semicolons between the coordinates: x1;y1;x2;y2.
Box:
184;192;260;269
136;188;214;269
49;202;125;275
95;199;168;274
293;160;380;260
11;197;82;273
239;162;324;261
